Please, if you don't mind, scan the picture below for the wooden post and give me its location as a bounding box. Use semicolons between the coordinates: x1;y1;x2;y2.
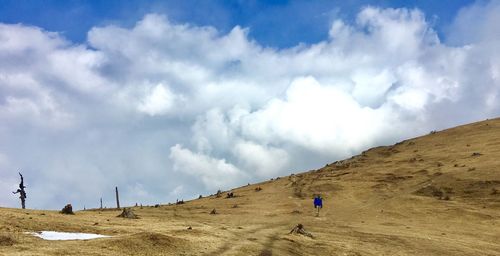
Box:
100;198;103;209
115;186;120;209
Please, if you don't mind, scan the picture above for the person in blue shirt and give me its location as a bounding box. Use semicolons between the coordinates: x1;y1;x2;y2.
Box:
314;195;323;216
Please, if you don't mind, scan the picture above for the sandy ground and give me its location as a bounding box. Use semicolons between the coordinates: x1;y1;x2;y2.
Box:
1;118;499;255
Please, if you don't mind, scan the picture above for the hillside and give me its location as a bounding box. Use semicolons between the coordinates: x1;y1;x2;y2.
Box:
1;118;499;255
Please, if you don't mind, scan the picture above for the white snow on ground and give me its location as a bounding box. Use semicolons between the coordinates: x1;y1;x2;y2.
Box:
29;231;111;240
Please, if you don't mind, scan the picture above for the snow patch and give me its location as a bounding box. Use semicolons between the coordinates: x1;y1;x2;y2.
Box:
29;231;111;240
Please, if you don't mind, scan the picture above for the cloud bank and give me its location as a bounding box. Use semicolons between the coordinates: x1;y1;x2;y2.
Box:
0;2;499;209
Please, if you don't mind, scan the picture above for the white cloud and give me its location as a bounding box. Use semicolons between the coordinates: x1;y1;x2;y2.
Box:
169;144;248;190
235;76;393;155
1;3;500;209
0;92;74;129
233;141;289;178
46;46;109;94
127;183;150;198
137;83;177;116
351;68;396;108
168;185;184;198
191;108;234;153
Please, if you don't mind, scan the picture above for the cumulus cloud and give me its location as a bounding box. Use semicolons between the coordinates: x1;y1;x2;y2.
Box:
169;144;248;190
237;76;392;154
137;83;178;116
1;2;499;209
233;141;289;178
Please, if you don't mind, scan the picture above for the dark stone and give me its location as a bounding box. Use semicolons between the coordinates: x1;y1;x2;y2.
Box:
60;204;74;214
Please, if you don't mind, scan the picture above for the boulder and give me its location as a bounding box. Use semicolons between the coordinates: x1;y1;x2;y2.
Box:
60;204;74;214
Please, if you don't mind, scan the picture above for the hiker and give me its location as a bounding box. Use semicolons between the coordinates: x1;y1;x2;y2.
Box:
314;195;323;216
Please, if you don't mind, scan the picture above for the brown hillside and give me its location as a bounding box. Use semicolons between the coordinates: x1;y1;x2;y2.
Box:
1;118;499;255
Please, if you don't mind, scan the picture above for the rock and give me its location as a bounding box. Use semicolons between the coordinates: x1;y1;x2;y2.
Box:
60;204;74;214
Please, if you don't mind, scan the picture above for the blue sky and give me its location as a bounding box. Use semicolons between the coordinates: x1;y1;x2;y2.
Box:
1;0;499;210
0;0;475;47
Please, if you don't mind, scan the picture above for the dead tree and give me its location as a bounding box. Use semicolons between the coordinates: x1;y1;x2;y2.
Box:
289;224;313;238
12;172;27;209
117;208;139;219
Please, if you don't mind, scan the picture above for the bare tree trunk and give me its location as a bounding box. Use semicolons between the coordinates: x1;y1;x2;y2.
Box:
115;187;120;209
12;172;27;209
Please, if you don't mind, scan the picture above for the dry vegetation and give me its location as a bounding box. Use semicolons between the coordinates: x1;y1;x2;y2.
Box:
1;118;500;255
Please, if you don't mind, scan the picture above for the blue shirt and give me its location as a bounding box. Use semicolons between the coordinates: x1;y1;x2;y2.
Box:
314;197;323;208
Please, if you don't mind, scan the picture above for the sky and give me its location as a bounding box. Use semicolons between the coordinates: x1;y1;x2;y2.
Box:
0;0;499;210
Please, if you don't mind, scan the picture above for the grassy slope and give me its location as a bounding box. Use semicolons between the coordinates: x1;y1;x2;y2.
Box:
1;118;499;255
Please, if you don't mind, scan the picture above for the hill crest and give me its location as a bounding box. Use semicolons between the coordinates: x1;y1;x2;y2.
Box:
1;118;499;255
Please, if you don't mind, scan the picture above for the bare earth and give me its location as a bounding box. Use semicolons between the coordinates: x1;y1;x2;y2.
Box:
1;118;499;255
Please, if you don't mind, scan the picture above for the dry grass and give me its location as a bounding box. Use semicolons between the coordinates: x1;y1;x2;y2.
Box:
0;234;16;246
1;118;500;255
